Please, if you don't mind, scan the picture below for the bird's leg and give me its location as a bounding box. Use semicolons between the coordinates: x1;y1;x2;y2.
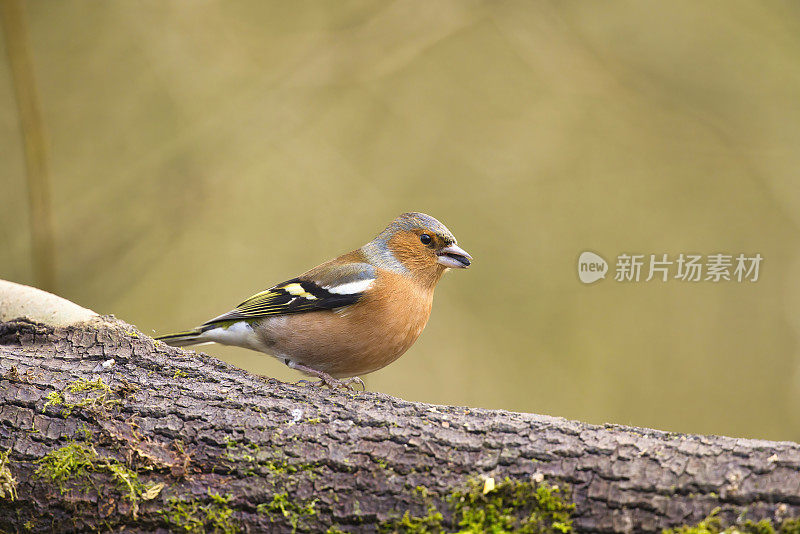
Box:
287;361;365;391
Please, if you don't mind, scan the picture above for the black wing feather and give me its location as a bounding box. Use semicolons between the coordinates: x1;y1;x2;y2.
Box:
202;278;363;327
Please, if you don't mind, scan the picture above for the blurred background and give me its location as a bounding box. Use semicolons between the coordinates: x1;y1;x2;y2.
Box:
2;1;800;441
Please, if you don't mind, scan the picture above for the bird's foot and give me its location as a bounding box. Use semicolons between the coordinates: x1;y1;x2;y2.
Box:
289;362;365;391
296;376;365;391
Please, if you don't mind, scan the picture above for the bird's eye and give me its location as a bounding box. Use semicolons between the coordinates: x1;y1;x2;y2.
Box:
419;233;432;246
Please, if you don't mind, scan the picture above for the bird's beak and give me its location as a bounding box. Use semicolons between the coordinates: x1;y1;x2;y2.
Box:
436;244;472;268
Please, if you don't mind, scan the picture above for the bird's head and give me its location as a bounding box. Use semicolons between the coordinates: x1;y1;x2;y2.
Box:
362;212;472;288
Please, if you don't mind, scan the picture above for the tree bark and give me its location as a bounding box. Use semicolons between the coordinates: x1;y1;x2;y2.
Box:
1;287;799;532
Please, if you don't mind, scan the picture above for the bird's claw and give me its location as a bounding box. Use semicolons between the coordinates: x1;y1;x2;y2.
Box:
344;376;366;391
288;361;365;391
296;376;365;391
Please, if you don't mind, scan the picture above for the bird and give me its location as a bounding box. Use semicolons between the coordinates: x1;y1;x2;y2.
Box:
156;212;472;389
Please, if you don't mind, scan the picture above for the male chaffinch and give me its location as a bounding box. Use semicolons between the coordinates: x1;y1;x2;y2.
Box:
156;212;472;389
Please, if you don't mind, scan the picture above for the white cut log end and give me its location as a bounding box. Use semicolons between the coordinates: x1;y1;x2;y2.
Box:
0;280;99;326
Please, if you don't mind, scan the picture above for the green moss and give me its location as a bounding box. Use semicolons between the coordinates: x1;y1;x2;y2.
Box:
104;460;146;504
379;477;574;534
163;498;204;532
225;440;316;477
42;377;122;416
34;442;96;493
379;507;444;533
414;486;432;499
34;442;162;517
450;477;573;533
257;492;318;533
0;449;18;501
225;440;252;460
43;390;64;410
174;370;188;379
206;493;238;533
163;491;239;534
66;377;111;394
663;509;800;534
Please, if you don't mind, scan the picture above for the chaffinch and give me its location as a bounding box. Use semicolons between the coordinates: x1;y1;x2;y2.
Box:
157;212;471;389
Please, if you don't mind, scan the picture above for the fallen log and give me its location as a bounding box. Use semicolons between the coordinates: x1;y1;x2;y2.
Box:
0;281;798;532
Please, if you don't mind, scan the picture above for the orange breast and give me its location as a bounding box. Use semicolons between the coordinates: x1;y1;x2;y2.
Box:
254;271;434;378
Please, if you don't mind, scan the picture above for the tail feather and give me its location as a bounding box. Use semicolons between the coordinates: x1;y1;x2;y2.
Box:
155;328;207;347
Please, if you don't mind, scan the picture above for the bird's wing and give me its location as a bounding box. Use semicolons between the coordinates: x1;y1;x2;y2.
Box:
202;262;377;326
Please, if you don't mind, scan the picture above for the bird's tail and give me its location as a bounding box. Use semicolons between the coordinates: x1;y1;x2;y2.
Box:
155;328;209;347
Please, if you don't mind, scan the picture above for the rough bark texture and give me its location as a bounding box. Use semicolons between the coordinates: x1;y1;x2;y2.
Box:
1;317;799;533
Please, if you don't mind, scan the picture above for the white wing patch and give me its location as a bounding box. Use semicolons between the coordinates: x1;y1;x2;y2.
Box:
324;278;375;295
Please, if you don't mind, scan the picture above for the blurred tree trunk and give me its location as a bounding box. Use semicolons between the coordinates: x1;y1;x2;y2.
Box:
1;0;56;293
1;313;800;532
